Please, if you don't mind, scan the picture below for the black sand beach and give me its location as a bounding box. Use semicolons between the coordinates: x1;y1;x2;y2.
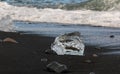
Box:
0;30;120;74
1;0;120;73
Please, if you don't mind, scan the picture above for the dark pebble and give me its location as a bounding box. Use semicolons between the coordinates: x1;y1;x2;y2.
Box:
110;35;114;38
46;61;68;73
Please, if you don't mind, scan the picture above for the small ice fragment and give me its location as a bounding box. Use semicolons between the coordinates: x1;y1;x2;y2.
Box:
51;32;85;56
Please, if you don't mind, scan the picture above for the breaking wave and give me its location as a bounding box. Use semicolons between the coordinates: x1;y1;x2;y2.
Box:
1;0;120;10
0;1;120;28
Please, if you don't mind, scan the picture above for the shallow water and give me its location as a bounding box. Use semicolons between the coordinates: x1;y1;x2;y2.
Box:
14;21;120;52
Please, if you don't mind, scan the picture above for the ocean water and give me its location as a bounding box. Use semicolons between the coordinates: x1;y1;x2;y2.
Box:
4;0;87;4
1;0;88;8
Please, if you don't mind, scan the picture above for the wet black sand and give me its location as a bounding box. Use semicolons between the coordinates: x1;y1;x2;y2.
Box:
0;31;120;74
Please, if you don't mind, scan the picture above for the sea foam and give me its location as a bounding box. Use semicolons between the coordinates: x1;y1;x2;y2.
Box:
0;2;120;28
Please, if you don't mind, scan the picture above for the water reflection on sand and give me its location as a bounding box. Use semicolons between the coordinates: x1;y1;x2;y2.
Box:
14;21;120;52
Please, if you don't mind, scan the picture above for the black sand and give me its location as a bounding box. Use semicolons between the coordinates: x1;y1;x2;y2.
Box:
0;31;120;74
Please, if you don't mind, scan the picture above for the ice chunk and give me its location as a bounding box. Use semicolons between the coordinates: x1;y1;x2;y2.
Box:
51;32;85;56
0;15;15;32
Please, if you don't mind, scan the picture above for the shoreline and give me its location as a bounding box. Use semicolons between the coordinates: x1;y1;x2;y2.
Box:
14;20;120;29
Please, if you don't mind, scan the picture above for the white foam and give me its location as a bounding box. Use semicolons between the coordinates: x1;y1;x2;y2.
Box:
0;2;120;28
